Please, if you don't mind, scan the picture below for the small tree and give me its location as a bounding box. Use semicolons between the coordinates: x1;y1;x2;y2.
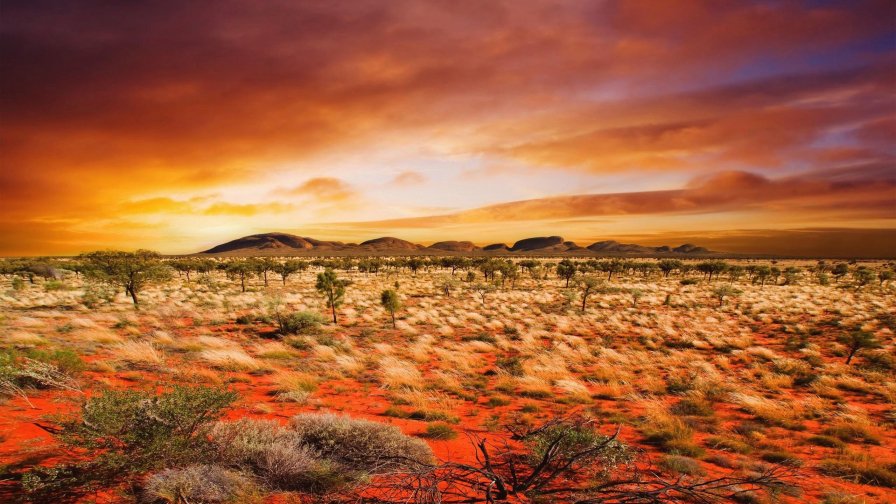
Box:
225;261;254;293
273;259;307;285
316;269;349;324
380;289;401;328
657;259;682;278
838;330;880;365
712;284;742;307
852;267;875;288
831;263;849;281
556;259;577;287
80;250;171;306
471;282;496;305
578;277;600;312
879;269;894;286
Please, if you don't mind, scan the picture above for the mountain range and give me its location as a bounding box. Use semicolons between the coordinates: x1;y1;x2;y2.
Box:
199;233;714;256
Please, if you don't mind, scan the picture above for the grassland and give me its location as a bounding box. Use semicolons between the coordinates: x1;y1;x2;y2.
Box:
0;256;893;503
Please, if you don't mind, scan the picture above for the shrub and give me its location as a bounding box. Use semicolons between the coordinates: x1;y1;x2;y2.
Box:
661;455;705;476
671;397;715;417
496;356;524;376
823;422;881;445
664;439;706;458
0;349;83;403
486;395;511;407
24;385;236;498
423;422;457;440
211;415;434;495
807;435;846;449
143;465;258;503
760;450;802;466
278;311;325;335
819;455;896;488
289;413;435;472
706;436;753;454
61;385;236;470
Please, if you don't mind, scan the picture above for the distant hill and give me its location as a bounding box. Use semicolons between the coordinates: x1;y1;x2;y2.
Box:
199;232;717;257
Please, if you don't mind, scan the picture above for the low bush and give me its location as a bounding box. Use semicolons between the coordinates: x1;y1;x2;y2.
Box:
819;455;896;488
24;385;237;498
671;397;715;417
278;311;325;335
823;422;881;445
211;414;434;495
760;450;803;467
143;464;259;503
660;455;705;476
423;422;457;440
807;435;846;449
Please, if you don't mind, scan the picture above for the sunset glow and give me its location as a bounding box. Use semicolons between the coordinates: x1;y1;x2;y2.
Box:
1;1;894;256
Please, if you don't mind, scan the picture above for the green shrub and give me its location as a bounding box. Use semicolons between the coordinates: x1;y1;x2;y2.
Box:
278;311;325;335
423;422;457;440
660;455;705;476
44;280;65;291
486;395;511;407
24;385;237;498
664;439;705;458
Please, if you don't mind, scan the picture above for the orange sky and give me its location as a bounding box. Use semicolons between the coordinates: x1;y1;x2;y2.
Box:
1;1;894;257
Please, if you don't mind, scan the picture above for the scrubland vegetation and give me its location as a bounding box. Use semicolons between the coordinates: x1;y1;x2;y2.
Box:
0;254;894;503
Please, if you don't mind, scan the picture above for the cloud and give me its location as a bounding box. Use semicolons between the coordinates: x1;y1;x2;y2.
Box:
0;0;893;255
341;169;896;227
277;177;358;204
390;171;426;186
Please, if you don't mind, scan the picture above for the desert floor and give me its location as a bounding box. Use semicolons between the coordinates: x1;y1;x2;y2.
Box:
1;260;894;503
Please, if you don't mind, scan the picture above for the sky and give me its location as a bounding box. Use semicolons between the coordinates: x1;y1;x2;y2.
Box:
1;0;894;257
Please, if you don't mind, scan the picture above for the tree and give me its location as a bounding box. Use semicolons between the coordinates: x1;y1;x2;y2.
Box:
852;266;875;288
225;261;254;293
406;258;424;276
752;265;772;286
556;259;577;287
657;259;682;278
471;282;496;305
578;277;600;312
273;259;307;285
170;258;197;282
249;258;275;287
499;261;520;288
712;284;742;307
838;330;879;365
697;260;728;281
380;289;401;328
80;250;171;306
599;259;624;281
316;269;349;324
831;263;849;281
